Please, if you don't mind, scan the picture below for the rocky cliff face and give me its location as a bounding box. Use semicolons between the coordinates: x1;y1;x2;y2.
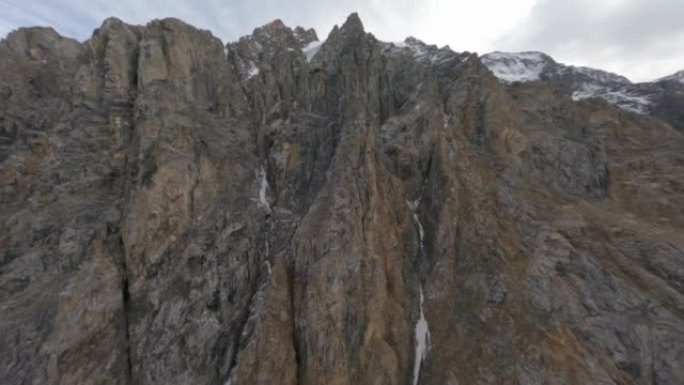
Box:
1;13;683;385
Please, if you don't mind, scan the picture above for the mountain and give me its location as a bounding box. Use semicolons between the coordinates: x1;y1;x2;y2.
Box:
481;51;631;85
482;51;684;131
658;69;684;84
1;13;684;385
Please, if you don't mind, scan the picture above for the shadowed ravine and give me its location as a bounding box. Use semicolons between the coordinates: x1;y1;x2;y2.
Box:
1;13;683;385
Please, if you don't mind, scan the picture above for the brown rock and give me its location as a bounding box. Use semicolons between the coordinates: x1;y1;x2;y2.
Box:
1;13;683;385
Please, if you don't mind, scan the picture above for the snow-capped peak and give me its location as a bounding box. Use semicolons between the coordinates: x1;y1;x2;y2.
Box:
480;51;551;83
385;37;464;67
481;51;656;114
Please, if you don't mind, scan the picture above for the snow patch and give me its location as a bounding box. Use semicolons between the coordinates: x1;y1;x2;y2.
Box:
481;51;548;83
302;40;322;62
392;39;429;60
572;84;652;114
257;166;271;213
385;38;460;67
407;199;425;251
603;91;652;114
412;287;430;385
483;51;651;114
407;198;430;384
571;83;602;101
572;66;631;85
247;63;260;79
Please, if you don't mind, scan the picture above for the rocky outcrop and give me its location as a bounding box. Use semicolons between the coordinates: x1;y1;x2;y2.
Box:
1;13;683;385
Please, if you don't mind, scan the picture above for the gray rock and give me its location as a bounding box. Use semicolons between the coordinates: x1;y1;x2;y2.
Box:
1;13;683;385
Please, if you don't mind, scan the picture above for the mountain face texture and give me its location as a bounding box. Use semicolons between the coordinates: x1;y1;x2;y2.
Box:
1;13;684;385
481;51;684;132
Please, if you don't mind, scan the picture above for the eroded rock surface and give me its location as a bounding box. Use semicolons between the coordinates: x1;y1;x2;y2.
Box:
1;13;683;385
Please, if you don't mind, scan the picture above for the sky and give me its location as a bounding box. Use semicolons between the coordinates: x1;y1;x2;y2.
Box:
1;0;683;82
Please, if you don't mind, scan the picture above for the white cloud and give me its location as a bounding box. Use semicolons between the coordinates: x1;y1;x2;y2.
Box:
497;0;684;81
0;0;681;81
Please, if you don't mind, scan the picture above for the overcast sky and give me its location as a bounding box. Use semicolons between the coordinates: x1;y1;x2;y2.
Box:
1;0;682;82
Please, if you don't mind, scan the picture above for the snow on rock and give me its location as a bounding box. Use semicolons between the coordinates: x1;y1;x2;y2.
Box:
600;91;652;114
407;198;430;384
481;51;549;83
482;51;630;85
407;199;425;251
247;63;260;79
386;37;460;66
571;83;603;101
483;50;654;114
572;84;652;114
394;38;429;59
572;66;631;85
412;287;430;385
256;166;271;213
302;40;322;62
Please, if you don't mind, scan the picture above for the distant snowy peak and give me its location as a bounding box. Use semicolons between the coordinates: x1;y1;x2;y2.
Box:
386;37;464;66
657;69;684;84
480;51;552;83
481;51;654;114
481;51;630;85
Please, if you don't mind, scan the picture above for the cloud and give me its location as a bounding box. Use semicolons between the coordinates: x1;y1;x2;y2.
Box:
0;0;681;81
0;0;535;44
498;0;684;81
0;0;408;43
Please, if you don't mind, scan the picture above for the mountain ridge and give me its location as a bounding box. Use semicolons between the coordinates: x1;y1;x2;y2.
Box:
658;69;684;84
1;13;683;385
4;14;682;83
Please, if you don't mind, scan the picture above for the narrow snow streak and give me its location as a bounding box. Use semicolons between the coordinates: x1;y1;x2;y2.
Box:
257;166;271;213
412;288;430;385
407;199;424;251
407;199;430;385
